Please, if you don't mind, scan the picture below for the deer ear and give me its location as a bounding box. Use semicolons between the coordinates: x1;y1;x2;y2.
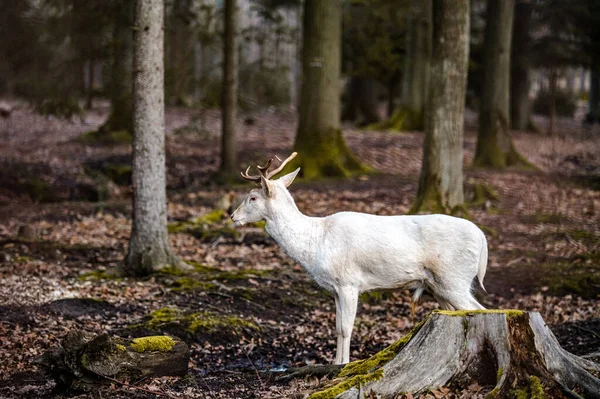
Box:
260;175;272;197
278;167;300;188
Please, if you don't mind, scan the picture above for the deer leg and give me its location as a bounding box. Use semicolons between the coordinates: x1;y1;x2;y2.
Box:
337;286;359;364
334;293;344;364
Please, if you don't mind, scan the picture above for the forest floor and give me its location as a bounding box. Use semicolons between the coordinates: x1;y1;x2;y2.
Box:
0;104;598;398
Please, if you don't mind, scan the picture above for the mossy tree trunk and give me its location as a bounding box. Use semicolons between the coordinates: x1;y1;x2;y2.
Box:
97;0;134;136
309;311;600;399
510;0;533;131
474;0;532;169
293;0;368;179
411;1;469;214
220;0;238;176
123;0;184;277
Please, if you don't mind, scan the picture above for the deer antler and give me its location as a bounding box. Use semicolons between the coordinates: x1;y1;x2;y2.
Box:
240;152;297;182
240;165;263;182
265;152;297;179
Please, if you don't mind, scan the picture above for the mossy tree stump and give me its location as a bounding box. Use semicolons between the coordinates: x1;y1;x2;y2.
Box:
36;331;189;391
309;310;600;399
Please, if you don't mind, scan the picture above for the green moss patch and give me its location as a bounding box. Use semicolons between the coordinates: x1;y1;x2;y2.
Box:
536;260;599;298
338;316;429;379
135;307;260;338
309;369;384;399
78;269;122;281
168;210;239;242
514;376;547;399
187;311;260;334
526;212;564;224
130;336;176;353
78;129;132;146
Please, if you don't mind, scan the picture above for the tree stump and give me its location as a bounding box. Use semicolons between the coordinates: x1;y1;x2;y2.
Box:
36;331;189;391
309;310;600;399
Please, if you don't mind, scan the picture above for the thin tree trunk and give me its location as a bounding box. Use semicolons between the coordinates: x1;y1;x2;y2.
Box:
99;0;134;135
548;70;558;137
342;77;380;125
86;58;94;110
411;0;469;214
397;0;432;131
510;0;532;131
474;0;533;169
587;66;600;124
293;0;368;179
220;0;237;176
123;0;183;276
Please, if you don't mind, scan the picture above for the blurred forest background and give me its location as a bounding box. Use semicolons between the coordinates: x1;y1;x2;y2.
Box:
0;0;599;398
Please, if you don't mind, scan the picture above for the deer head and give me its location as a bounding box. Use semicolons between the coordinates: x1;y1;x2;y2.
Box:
231;152;300;226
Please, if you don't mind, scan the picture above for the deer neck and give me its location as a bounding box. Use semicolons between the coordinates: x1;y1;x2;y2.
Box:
265;199;322;268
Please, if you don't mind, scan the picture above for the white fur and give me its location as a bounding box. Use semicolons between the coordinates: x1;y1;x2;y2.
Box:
231;169;487;364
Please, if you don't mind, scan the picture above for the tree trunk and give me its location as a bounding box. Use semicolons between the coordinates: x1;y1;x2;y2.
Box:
474;0;532;169
510;0;532;131
587;66;600;124
310;311;600;399
410;1;469;214
123;0;184;276
36;331;189;391
548;69;558;137
342;77;380;126
220;0;238;176
395;0;432;131
293;0;368;179
98;0;134;136
86;58;94;110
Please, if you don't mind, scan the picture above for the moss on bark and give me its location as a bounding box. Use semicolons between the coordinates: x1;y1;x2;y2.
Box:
293;129;372;179
367;106;424;132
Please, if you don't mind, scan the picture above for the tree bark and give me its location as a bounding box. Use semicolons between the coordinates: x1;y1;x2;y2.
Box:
36;331;189;391
293;0;368;179
123;0;183;276
220;0;238;176
310;311;600;399
98;0;134;136
510;0;533;131
474;0;532;169
411;1;469;214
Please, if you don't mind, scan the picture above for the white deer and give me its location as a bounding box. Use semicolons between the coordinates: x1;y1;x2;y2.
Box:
231;152;487;365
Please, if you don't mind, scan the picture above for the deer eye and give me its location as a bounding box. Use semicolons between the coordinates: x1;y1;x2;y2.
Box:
250;196;257;202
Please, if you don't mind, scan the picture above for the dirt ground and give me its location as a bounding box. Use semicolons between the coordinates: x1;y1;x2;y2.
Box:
0;104;598;398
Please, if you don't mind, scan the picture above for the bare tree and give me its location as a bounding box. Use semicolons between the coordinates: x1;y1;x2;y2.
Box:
293;0;368;179
123;0;183;276
411;0;469;213
220;0;237;176
96;0;134;138
474;0;532;169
